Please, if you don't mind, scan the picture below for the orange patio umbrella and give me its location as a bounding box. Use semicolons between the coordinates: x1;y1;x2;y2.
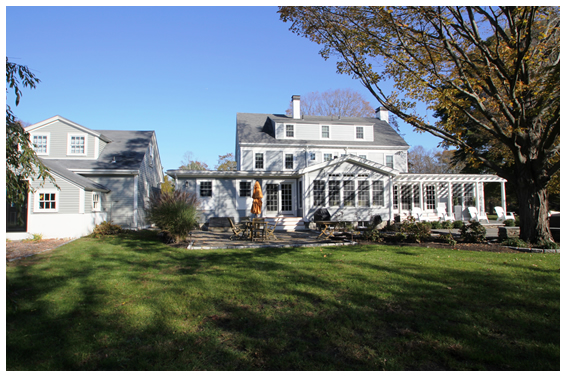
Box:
251;181;263;216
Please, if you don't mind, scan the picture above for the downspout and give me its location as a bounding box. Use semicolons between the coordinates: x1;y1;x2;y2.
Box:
133;175;139;229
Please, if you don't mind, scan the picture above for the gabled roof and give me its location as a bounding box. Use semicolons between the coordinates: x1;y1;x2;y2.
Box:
26;115;112;143
236;113;409;147
41;159;110;192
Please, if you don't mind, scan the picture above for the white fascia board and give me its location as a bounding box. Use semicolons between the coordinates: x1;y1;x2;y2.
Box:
166;170;301;179
394;174;507;183
239;142;409;150
150;132;165;182
70;169;140;175
25;115;111;142
299;155;399;176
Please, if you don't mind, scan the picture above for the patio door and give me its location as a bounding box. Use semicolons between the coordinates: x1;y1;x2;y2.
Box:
264;182;295;216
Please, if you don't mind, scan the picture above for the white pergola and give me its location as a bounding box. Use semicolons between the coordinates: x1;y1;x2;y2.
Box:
393;173;508;218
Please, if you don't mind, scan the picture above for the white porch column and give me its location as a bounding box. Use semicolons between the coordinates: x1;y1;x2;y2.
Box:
447;182;453;215
501;182;507;213
475;181;480;213
419;182;424;210
389;176;394;221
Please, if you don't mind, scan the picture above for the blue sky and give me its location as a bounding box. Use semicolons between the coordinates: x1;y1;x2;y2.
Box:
6;6;444;171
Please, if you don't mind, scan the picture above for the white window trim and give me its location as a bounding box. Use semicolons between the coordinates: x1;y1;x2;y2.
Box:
356;126;364;140
285;124;295;138
31;132;50;155
67;133;88;156
197;180;213;198
92;192;101;212
321;125;330;139
283;152;295;170
34;189;59;213
309;151;317;161
385;154;394;169
237;180;253;197
254;152;265;170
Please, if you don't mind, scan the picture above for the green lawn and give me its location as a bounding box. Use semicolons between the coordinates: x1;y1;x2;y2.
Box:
6;231;560;370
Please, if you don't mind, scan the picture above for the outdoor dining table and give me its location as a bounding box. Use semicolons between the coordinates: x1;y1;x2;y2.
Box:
315;221;341;240
240;219;266;241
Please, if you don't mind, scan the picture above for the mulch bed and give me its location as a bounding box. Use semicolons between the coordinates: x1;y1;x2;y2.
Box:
5;235;516;262
355;240;516;253
6;239;75;261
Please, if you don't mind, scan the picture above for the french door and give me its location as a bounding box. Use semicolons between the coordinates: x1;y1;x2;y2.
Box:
265;182;295;216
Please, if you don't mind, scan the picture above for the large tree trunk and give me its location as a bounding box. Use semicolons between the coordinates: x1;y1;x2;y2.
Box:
512;163;553;244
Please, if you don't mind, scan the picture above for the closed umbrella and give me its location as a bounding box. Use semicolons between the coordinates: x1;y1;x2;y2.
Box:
251;181;263;216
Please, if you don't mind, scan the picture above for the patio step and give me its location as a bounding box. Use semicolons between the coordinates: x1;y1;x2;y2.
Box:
265;217;306;231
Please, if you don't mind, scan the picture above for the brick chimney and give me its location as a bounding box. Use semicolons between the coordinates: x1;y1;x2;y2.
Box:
292;95;301;119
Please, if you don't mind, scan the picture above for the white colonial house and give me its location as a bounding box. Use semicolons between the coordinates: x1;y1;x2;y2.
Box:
6;115;164;240
167;95;507;229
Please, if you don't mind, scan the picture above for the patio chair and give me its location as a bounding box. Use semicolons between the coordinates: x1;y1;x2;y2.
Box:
411;207;431;222
437;203;455;221
494;206;515;222
251;218;266;242
467;207;489;223
228;218;245;240
264;218;280;241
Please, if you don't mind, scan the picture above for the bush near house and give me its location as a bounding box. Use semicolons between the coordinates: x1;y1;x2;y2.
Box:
146;190;200;243
460;220;487;243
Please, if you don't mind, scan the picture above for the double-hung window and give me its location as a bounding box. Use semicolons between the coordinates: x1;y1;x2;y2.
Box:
285;153;294;169
343;181;355;207
92;193;101;212
239;182;251;197
328;181;341;206
321;125;330;139
255;153;264;169
358;181;370;207
313;180;326;206
309;152;316;161
200;181;212;197
372;181;384;206
32;134;49;155
356;126;364;139
323;153;333;162
286;124;294;138
385;155;394;169
68;134;87;155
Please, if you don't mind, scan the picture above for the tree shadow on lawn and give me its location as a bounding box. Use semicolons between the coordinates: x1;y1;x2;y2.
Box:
6;232;560;370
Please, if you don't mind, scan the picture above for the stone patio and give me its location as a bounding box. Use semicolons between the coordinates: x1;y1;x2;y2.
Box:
178;229;357;250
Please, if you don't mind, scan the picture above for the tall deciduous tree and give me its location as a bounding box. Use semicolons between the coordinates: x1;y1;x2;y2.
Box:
408;146;463;174
285;88;375;117
6;58;56;205
215;153;237;171
179;151;209;171
279;6;560;243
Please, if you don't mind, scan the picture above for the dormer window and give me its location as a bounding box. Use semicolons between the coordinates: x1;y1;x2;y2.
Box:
68;134;87;155
286;124;294;138
321;125;330;139
356;127;364;139
32;133;49;155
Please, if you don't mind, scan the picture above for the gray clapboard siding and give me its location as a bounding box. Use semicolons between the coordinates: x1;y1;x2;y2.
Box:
29;119;97;159
29;177;81;214
88;175;136;227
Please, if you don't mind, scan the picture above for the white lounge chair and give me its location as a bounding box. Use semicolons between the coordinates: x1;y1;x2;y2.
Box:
411;207;431;222
437;203;455;221
467;207;489;223
495;206;515;222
